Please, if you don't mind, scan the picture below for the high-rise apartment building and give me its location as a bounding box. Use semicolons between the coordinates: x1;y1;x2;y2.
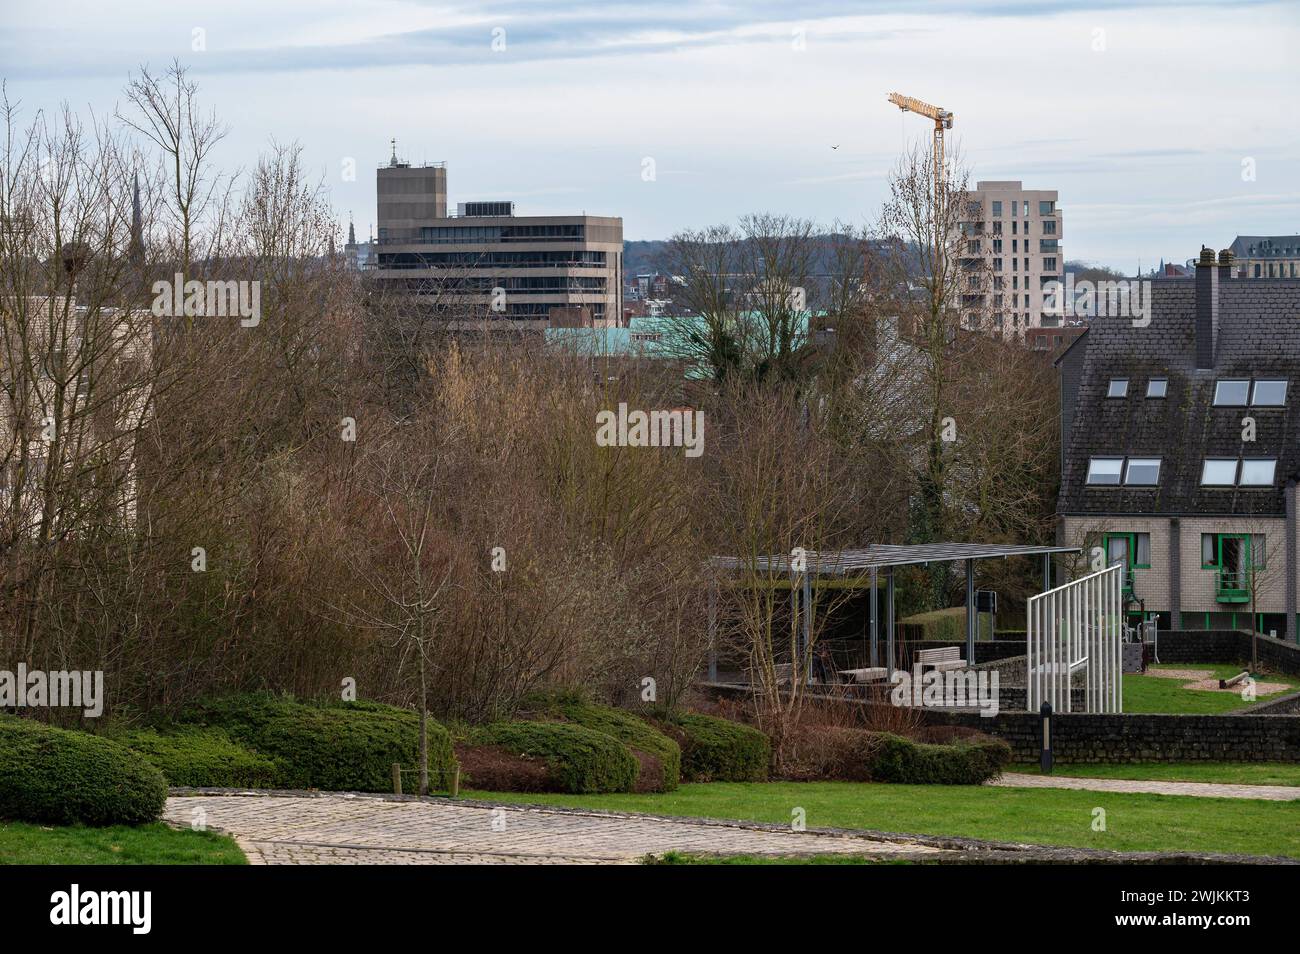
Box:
370;149;623;328
962;180;1063;340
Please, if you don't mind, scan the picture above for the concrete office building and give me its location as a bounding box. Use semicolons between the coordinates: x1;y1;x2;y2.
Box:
371;148;623;328
963;180;1063;340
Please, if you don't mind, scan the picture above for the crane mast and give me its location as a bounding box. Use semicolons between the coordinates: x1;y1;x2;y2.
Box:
888;91;955;266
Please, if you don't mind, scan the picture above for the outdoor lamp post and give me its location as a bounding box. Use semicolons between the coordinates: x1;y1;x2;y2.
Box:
1040;701;1053;774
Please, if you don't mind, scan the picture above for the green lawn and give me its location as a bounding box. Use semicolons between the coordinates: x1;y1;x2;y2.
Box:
1009;762;1300;786
466;781;1300;858
1123;663;1300;713
0;821;247;865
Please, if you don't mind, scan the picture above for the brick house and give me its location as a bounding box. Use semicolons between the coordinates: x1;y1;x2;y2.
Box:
1055;248;1300;640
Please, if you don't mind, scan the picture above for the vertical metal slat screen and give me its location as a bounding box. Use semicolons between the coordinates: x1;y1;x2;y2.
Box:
1027;563;1122;714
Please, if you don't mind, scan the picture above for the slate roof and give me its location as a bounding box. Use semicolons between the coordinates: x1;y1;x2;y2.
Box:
1057;276;1300;517
1230;235;1300;260
710;543;1079;577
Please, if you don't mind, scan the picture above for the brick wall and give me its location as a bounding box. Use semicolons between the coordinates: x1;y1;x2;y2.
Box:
1149;629;1245;662
1240;691;1300;715
1059;515;1172;609
1180;516;1287;613
1059;515;1293;616
918;708;1300;762
1155;629;1300;676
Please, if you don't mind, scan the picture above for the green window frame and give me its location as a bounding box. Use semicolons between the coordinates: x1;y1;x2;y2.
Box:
1201;532;1265;570
1104;532;1150;569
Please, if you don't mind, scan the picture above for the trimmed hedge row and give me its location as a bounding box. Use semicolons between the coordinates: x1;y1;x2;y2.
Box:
178;694;457;792
0;716;167;825
524;692;681;791
666;712;771;782
112;725;285;788
470;721;639;793
868;732;1011;785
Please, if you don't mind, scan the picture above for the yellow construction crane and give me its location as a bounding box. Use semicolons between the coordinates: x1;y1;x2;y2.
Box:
887;92;953;198
888;92;955;263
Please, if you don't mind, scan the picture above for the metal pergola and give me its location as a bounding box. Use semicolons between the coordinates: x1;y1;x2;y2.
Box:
707;543;1082;682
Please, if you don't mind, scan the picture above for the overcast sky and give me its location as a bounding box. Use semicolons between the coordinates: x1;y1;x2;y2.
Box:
3;0;1297;269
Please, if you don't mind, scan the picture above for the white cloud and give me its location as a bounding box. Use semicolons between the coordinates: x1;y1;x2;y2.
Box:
3;0;1297;266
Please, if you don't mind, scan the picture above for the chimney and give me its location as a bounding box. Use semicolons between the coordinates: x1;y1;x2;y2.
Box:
1217;247;1235;281
1194;246;1218;369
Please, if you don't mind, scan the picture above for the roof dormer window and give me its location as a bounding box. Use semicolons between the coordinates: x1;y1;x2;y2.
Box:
1251;380;1287;406
1086;457;1160;486
1200;459;1237;485
1213;380;1249;406
1086;457;1123;485
1200;458;1278;487
1124;458;1161;485
1240;459;1277;486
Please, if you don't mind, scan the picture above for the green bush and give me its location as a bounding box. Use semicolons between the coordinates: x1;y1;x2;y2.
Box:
667;712;770;782
180;694;457;793
0;716;167;826
867;732;1011;785
112;725;285;788
523;692;680;791
470;721;638;793
898;607;993;642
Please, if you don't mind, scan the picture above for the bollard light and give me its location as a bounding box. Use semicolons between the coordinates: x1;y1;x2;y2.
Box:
1039;701;1053;774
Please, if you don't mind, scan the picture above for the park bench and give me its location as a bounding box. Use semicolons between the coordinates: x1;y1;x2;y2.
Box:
838;667;889;684
915;646;967;673
1029;655;1089;676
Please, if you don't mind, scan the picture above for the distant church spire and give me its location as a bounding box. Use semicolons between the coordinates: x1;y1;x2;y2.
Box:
347;215;356;246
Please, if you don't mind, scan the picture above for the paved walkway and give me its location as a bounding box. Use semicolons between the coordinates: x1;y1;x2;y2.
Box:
992;772;1300;801
165;793;949;865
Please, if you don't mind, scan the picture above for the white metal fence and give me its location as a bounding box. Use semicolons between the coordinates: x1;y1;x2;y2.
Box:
1026;563;1123;713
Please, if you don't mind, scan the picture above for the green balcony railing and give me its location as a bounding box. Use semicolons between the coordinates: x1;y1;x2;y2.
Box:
1216;568;1252;603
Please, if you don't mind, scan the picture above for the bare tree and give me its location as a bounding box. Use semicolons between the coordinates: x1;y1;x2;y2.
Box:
336;430;456;796
0;94;169;666
118;60;229;278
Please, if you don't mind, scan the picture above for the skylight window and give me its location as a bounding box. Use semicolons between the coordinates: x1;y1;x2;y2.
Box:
1240;459;1277;486
1124;458;1161;485
1146;379;1167;399
1086;458;1123;485
1213;380;1249;406
1107;379;1129;398
1251;380;1287;406
1201;459;1237;485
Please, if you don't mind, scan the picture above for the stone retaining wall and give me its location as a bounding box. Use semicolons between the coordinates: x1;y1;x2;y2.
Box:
916;708;1300;763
